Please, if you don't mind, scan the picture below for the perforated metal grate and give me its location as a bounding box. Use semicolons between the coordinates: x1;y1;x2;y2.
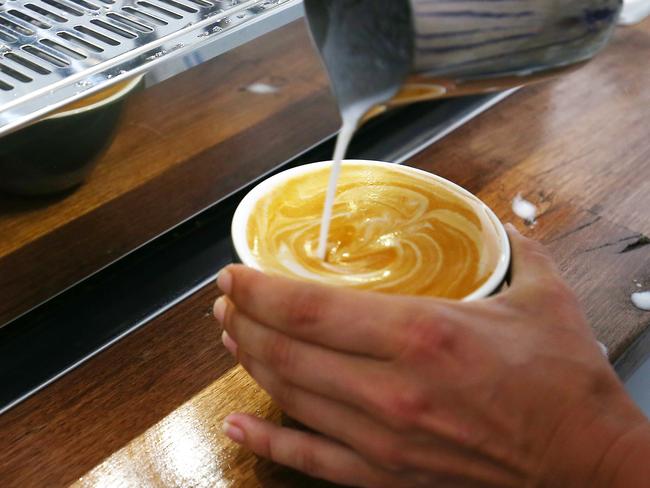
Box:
0;0;299;135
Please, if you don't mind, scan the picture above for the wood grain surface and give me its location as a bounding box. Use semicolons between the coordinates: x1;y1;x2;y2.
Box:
0;20;339;326
1;16;650;488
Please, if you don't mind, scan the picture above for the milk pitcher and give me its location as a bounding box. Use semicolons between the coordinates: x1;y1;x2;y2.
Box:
303;0;622;122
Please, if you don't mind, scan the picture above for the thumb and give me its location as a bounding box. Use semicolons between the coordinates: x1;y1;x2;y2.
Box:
505;224;563;294
502;225;595;340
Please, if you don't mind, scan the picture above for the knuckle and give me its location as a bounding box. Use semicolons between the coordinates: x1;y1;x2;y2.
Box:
294;446;323;478
528;253;555;275
549;288;584;321
458;425;490;452
222;303;236;331
265;334;295;370
375;386;429;431
537;276;576;306
401;314;455;360
490;292;513;309
237;350;251;370
521;235;550;256
285;288;326;327
513;274;585;326
272;381;296;412
367;439;407;470
518;237;556;266
269;380;301;419
231;266;254;302
256;429;273;460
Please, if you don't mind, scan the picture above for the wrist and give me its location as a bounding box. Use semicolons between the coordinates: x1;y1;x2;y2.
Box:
594;420;650;488
536;381;649;488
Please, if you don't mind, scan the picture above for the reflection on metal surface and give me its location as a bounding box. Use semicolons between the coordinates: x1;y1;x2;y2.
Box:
73;366;280;487
619;0;650;25
0;0;302;136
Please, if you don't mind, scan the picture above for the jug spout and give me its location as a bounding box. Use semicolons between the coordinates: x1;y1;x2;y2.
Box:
303;0;414;125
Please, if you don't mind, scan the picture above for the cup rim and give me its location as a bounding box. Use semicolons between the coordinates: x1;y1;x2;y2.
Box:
232;159;511;301
45;74;144;120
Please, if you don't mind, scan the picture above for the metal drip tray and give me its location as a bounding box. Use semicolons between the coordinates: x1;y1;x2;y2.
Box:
0;0;300;136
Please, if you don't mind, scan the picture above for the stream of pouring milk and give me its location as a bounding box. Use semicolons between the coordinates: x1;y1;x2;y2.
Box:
316;119;357;260
307;1;413;260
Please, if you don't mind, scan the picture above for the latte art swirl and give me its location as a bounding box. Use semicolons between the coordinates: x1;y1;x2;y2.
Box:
247;163;502;299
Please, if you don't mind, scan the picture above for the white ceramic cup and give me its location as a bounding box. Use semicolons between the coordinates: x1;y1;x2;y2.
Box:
232;160;511;301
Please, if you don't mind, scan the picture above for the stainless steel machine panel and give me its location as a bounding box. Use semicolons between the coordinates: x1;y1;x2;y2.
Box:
0;0;301;135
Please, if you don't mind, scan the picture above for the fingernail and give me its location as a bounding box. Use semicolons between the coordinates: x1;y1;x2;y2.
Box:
214;296;227;323
505;223;518;233
223;418;245;443
222;330;238;356
217;268;233;295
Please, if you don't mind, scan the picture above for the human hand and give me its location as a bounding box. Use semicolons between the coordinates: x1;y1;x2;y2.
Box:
214;225;650;487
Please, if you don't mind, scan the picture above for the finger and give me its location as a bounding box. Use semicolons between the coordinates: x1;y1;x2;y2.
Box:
218;264;449;359
232;354;523;488
223;303;391;418
237;350;408;470
504;224;563;293
222;413;391;488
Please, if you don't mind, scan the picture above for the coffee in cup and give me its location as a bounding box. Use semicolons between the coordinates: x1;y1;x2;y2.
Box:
232;160;509;300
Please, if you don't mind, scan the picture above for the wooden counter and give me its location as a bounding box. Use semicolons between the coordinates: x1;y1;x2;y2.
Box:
1;16;650;488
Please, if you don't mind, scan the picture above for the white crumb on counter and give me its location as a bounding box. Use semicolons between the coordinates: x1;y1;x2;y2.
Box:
245;82;279;94
631;291;650;311
512;193;537;225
